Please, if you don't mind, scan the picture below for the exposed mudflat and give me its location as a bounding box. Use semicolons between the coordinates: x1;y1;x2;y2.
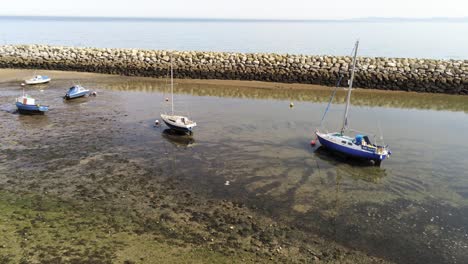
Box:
0;70;393;263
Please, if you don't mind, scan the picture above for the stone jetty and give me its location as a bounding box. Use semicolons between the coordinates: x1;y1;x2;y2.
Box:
0;45;467;94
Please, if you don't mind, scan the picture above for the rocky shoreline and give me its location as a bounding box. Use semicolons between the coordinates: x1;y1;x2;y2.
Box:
0;45;467;94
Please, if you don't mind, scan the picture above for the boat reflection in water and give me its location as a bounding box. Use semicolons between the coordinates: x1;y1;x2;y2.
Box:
102;79;468;113
314;146;387;183
161;129;195;147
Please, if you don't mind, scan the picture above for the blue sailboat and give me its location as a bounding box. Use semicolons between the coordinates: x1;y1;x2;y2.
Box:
314;41;391;166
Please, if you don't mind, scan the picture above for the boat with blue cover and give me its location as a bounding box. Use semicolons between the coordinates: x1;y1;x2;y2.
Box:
24;75;51;85
314;41;391;166
64;85;90;100
15;94;49;114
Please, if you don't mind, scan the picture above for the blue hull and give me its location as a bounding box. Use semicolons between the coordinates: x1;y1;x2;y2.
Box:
16;102;48;114
65;91;89;100
317;134;387;162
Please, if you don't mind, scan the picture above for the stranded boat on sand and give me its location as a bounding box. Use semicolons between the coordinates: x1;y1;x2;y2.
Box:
15;94;49;114
64;85;90;100
24;75;51;85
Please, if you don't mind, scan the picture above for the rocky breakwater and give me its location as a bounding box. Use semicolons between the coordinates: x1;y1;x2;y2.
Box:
0;44;467;94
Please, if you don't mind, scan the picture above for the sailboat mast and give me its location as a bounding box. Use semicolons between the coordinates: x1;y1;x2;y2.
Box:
341;40;359;134
170;57;174;115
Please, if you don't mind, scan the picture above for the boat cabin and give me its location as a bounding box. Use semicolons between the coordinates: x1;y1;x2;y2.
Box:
168;116;195;125
17;95;35;105
68;85;85;93
354;134;372;146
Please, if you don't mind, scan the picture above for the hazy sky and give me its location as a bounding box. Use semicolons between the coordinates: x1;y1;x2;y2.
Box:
1;0;467;19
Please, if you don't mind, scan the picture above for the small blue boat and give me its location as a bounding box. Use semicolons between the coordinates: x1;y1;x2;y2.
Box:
15;94;49;114
314;41;391;166
64;85;90;100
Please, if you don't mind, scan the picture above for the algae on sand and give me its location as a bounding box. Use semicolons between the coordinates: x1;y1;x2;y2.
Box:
0;191;269;264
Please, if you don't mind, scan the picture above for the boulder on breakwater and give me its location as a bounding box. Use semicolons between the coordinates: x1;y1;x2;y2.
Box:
0;45;467;94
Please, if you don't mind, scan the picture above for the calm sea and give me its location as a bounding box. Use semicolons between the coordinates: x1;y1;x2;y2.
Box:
1;16;468;59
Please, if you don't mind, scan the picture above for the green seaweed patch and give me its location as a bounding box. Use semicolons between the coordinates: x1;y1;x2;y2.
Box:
0;191;271;264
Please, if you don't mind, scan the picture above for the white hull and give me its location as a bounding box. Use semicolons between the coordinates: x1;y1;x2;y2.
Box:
25;76;51;85
161;114;196;132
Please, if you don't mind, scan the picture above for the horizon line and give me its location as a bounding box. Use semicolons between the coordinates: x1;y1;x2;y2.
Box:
0;15;467;23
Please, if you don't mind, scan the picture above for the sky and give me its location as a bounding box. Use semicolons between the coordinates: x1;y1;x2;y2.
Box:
1;0;467;20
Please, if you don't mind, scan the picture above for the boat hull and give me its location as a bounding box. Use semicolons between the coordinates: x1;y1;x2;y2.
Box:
16;102;48;114
316;133;388;162
160;114;196;134
25;78;51;85
65;91;89;100
162;119;192;133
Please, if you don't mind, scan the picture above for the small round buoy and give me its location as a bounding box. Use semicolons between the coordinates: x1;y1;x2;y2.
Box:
91;91;97;96
289;102;294;108
21;83;25;86
154;119;160;126
310;140;316;146
165;97;169;102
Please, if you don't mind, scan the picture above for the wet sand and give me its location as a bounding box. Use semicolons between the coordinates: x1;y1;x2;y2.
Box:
4;68;468;112
0;69;391;263
0;68;457;92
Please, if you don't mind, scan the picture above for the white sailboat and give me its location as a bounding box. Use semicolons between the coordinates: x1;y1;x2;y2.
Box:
160;58;197;134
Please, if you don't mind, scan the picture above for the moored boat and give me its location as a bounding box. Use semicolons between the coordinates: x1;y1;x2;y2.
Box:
64;85;90;100
315;132;390;166
160;57;197;134
24;75;51;85
15;94;49;114
314;41;391;166
160;114;197;133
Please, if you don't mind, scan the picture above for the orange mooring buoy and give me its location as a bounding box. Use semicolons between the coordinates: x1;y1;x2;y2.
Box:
310;139;317;146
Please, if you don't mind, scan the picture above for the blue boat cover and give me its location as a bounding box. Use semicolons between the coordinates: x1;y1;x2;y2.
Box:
355;134;364;145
